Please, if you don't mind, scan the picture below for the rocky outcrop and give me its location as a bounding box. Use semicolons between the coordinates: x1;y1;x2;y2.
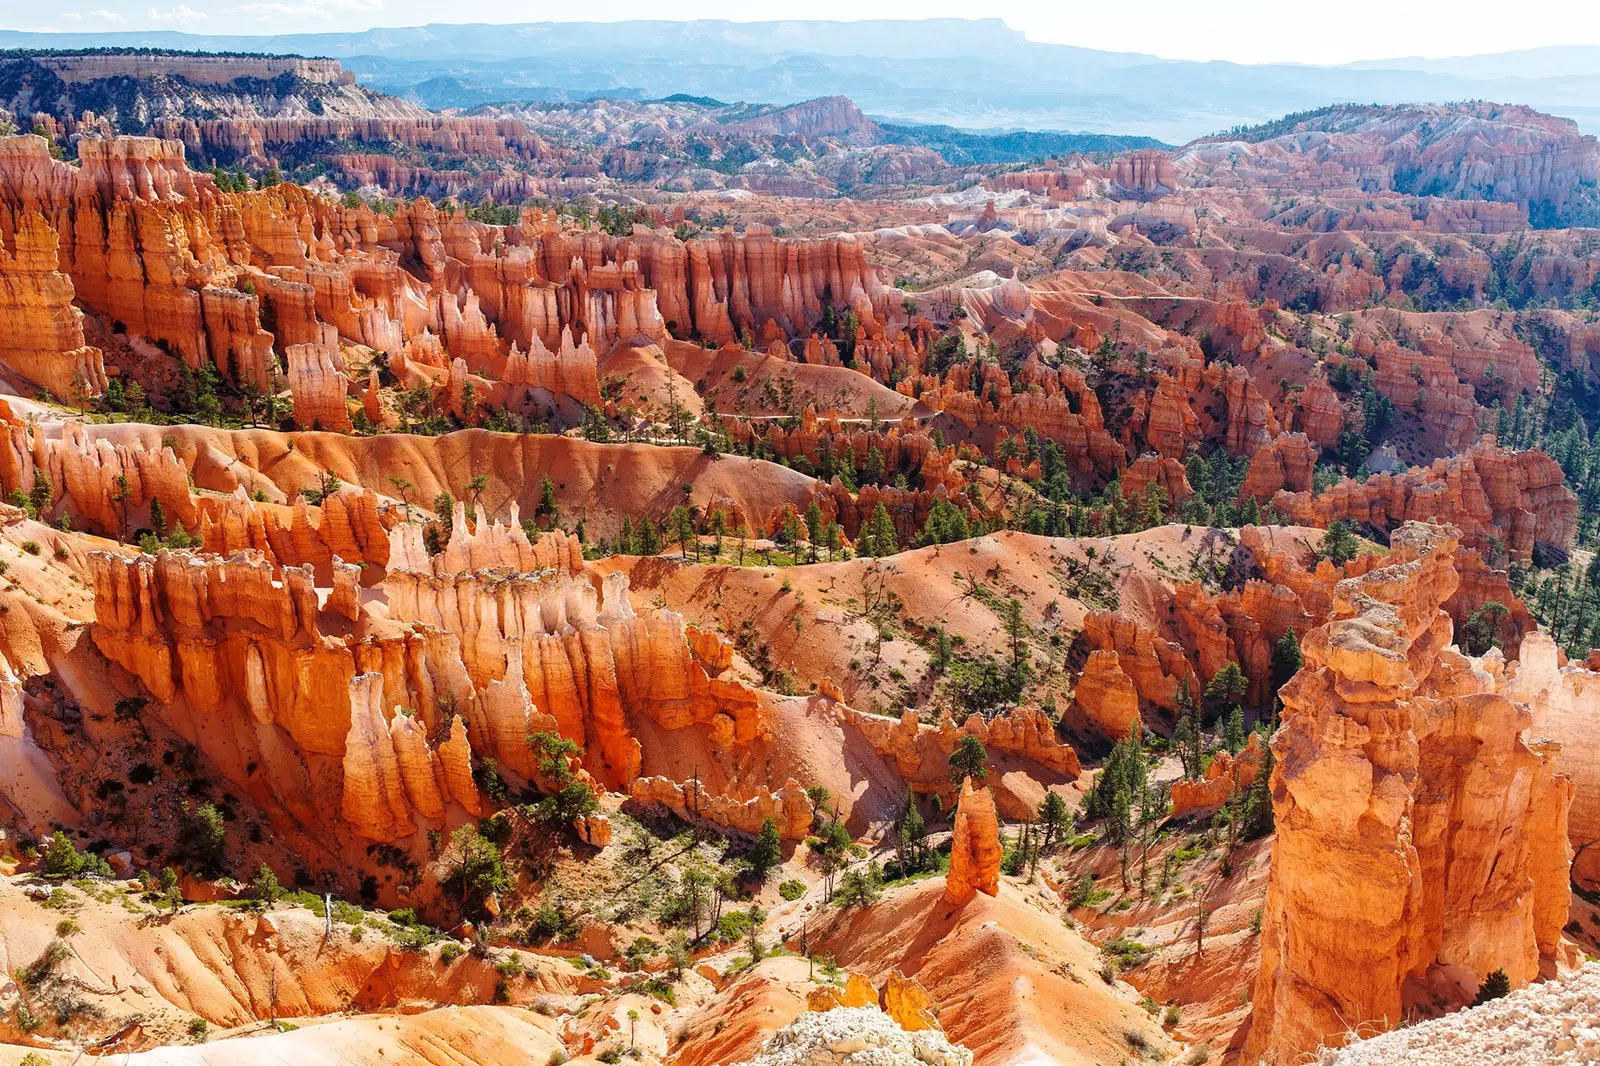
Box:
944;778;1001;906
1169;732;1266;818
1179;103;1600;223
734;1006;972;1066
1241;432;1318;499
842;704;1078;818
287;339;352;431
1506;632;1600;891
0;210;107;398
629;775;813;839
1245;522;1573;1064
1081;611;1197;714
502;327;601;406
1273;442;1578;563
1071;650;1142;740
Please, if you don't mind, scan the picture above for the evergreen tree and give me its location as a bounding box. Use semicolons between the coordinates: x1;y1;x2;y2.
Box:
537;475;559;524
948;734;988;783
1241;744;1275;840
1223;705;1246;755
636;515;661;555
1320;519;1360;566
751;818;782;881
1204;662;1249;715
1270;629;1302;705
1037;790;1068;851
918;498;970;546
857;503;900;557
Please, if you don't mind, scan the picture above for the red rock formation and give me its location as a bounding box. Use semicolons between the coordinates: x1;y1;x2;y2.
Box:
1291;377;1345;448
1241;433;1317;499
1506;632;1600;891
1169;732;1266;818
1072;650;1142;740
1273;442;1578;563
1110;150;1178;198
1245;522;1572;1064
1121;453;1192;504
0;210;107;398
286;339;352;431
1081;611;1197;714
944;778;1002;905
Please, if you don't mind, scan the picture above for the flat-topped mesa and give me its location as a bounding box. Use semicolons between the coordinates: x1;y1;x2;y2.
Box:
1273;440;1578;564
37;53;357;87
1244;521;1573;1065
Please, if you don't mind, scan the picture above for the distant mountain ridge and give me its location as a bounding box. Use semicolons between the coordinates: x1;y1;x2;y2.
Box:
2;21;1599;141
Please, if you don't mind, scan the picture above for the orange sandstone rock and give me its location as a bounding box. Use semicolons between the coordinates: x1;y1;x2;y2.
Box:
1072;650;1142;741
1244;522;1572;1064
944;778;1001;906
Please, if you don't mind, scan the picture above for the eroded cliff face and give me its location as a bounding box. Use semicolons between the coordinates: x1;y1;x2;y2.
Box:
0;135;909;437
1273;441;1577;563
1244;522;1573;1065
1506;631;1600;892
79;487;1083;864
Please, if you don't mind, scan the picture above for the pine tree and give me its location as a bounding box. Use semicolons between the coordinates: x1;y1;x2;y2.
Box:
858;503;900;557
636;515;660;555
1241;744;1276;840
1270;628;1302;703
1223;705;1246;754
1320;519;1359;565
1038;790;1068;850
751;818;782;880
948;734;988;783
538;475;559;524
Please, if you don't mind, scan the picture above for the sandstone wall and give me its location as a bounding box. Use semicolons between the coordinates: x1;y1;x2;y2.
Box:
1244;522;1572;1064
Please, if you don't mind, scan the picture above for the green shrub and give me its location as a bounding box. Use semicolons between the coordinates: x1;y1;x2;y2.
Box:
1473;968;1511;1005
778;879;806;901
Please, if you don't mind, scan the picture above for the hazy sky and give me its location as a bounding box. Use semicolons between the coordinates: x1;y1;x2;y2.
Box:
7;0;1600;66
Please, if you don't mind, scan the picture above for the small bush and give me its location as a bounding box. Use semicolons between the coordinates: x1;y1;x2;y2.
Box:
21;540;40;555
778;879;806;901
1163;1004;1181;1027
188;1017;209;1041
548;1052;569;1066
1473;968;1511;1005
23;939;70;987
1183;1044;1212;1065
438;942;464;965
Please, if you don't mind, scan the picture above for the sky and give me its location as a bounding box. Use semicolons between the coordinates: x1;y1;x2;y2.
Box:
4;0;1600;66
